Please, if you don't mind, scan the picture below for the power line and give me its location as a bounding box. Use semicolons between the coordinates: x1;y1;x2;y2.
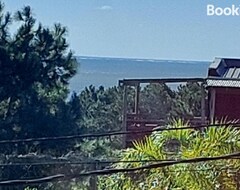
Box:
0;159;175;167
0;174;64;186
0;152;239;186
1;155;240;167
0;122;238;145
1;158;239;167
0;168;237;186
76;151;240;176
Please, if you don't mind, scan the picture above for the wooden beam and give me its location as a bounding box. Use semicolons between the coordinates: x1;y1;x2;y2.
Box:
89;162;97;190
119;78;205;86
119;77;240;86
209;88;216;123
134;84;140;115
122;85;127;148
201;82;206;124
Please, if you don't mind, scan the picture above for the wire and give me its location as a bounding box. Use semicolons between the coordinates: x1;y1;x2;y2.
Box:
0;122;238;145
1;158;240;168
1;156;240;167
0;159;175;167
76;151;240;176
0;168;237;186
0;174;64;186
0;152;239;186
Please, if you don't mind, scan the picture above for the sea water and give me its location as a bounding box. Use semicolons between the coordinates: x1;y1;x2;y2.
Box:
69;56;210;93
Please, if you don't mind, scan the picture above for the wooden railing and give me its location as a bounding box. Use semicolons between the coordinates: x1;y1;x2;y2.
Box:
125;114;208;147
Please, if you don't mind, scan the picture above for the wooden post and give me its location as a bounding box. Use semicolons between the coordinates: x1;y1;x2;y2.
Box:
209;88;216;124
89;161;97;190
201;82;206;124
134;83;140;115
122;85;127;148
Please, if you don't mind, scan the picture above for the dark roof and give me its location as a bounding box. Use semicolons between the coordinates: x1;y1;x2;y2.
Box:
207;58;240;87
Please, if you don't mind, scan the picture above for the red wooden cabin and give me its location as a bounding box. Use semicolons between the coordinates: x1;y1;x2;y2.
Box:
119;57;240;147
207;58;240;122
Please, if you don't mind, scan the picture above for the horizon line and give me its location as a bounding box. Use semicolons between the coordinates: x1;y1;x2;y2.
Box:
74;55;211;63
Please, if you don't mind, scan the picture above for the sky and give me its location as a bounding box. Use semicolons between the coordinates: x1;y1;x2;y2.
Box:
3;0;240;61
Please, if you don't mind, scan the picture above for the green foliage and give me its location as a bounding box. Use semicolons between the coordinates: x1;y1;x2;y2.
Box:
0;3;207;190
0;2;80;189
99;120;240;189
74;86;123;160
171;82;203;119
0;1;77;154
140;83;175;120
138;82;203;122
78;85;122;133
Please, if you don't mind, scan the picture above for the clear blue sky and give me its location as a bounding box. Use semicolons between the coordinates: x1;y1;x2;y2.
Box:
3;0;240;61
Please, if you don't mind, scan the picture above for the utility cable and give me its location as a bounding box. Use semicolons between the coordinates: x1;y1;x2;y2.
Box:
76;151;240;176
0;122;238;145
0;152;239;186
0;159;175;167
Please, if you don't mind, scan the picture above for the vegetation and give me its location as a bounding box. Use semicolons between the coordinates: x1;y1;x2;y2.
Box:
0;1;78;155
1;1;236;190
139;83;175;120
99;120;240;190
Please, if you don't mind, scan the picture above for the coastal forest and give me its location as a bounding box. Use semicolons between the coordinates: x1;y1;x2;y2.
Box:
0;2;240;190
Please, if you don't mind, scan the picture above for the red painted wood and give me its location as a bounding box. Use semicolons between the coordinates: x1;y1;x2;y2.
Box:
214;88;240;121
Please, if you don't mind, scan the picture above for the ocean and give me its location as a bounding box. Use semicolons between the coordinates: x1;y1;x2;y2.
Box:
69;56;210;93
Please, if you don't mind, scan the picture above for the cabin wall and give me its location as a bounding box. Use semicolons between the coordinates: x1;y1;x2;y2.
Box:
214;87;240;121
